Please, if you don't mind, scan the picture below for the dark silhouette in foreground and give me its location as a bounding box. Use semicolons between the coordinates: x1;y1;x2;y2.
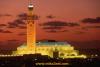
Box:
0;54;100;67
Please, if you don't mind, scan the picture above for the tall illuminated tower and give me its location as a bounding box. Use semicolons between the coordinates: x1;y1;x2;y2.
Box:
27;0;36;53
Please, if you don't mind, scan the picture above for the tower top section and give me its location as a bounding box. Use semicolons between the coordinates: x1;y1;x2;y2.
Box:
28;0;34;10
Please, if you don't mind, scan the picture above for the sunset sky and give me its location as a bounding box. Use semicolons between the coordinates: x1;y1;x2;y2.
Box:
0;0;100;49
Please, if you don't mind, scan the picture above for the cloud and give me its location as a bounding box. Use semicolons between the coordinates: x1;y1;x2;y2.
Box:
46;30;68;33
3;30;12;33
18;13;27;20
74;31;85;34
40;21;67;32
42;26;63;30
7;39;19;42
18;32;26;36
81;27;89;31
4;14;12;16
83;26;100;29
45;30;58;33
7;19;25;28
51;30;69;32
81;17;100;23
0;24;7;27
6;13;39;29
0;29;12;33
46;15;55;19
40;21;79;27
0;29;3;32
61;30;69;32
18;26;26;29
66;22;80;27
44;29;69;33
41;21;68;27
42;27;69;32
0;14;12;17
18;13;40;20
87;26;100;28
40;21;79;32
14;19;25;25
7;22;19;28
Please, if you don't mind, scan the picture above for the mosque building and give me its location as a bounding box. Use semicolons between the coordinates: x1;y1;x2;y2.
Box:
13;0;86;59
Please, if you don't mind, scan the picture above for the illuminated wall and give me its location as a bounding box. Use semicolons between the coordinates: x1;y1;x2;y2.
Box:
13;42;87;58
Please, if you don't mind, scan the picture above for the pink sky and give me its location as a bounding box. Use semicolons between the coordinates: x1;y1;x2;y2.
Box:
0;0;100;49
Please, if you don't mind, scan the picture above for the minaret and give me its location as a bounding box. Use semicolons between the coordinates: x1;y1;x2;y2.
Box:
27;0;36;53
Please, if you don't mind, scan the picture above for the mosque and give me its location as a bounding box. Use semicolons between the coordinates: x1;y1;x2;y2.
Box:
13;0;86;58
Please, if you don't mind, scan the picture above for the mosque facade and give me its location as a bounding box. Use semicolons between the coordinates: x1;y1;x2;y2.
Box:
13;0;86;59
